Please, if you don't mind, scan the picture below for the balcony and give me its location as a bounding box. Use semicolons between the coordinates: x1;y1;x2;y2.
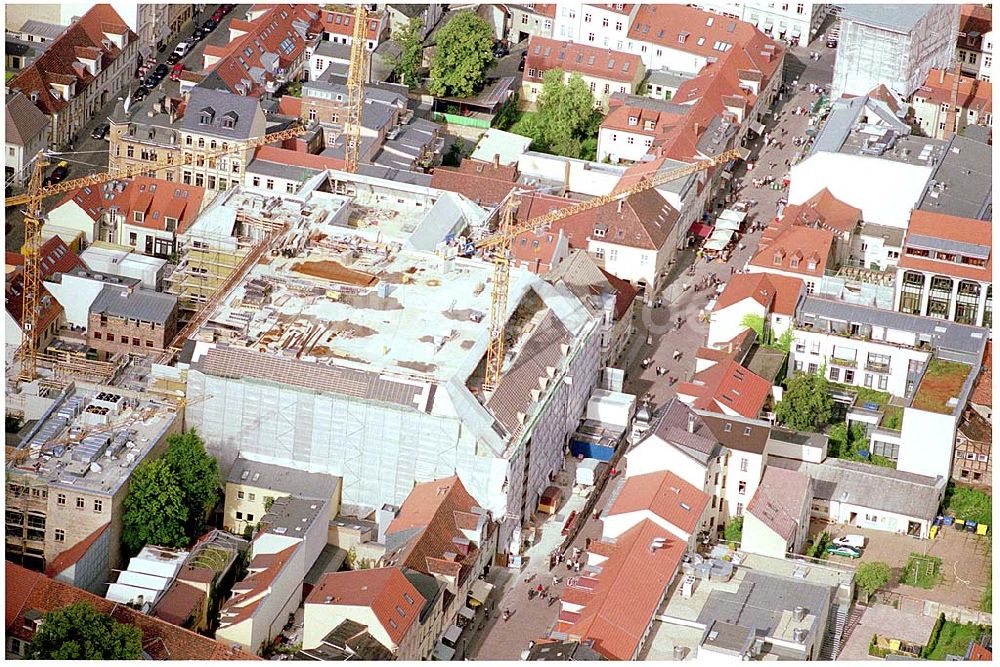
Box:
865;361;890;374
830;357;857;368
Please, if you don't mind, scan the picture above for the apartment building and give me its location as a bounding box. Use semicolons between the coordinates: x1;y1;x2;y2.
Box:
597;95;690;163
6;5;139;149
694;1;831;46
521;37;644;111
508;4;557;43
4;387;180;593
911;68;992;140
384;4;443;40
135;3;194;57
954;409;991;487
957;4;993;81
108;177;207;257
5;92;51;187
709;272;804;346
894;210;992;327
319;5;388;51
108;88;267;194
200;4;321;97
552;3;638;49
740;466;812;559
831;4;960;99
86;283;178;357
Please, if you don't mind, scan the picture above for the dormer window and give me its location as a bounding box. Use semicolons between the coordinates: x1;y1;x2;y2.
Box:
678;32;690;44
134;211;145;223
807;260;817;270
593;227;607;238
789;256;800;268
200;108;215;125
644;119;656;131
773;251;783;265
628;116;638;126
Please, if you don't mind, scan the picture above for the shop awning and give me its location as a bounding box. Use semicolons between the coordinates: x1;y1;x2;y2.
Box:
458;605;475;620
791;26;802;37
708;228;735;245
690;222;714;238
468;580;494;606
749;120;766;135
714;218;740;231
737;146;752;160
703;238;729;252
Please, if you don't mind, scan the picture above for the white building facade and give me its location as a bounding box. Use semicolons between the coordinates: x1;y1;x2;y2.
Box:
693;1;830;46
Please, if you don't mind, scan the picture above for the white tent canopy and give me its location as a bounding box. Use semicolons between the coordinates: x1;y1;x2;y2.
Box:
714;218;741;231
708;228;735;244
719;209;747;225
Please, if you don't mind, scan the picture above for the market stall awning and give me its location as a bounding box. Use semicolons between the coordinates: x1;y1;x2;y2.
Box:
443;624;463;645
690;222;714;238
791;26;802;38
749;120;766;135
737;146;752;160
714;218;740;231
703;238;729;252
708;228;735;245
458;605;475;620
468;580;494;606
719;209;747;225
433;643;456;661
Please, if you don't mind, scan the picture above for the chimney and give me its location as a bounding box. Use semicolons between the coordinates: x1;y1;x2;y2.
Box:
687;413;696;433
793;606;806;622
617;198;624;213
493;152;500;169
694;122;701;135
939;68;946;85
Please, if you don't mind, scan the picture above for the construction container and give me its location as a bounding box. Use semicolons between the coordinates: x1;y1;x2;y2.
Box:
585;389;636;428
575;458;603;487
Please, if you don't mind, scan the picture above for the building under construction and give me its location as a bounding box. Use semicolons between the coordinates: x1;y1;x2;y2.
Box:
181;171;603;551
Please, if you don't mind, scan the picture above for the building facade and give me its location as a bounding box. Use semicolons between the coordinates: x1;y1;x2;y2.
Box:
694;1;830;46
86;284;178;356
910;69;992;140
135;3;194;57
5;92;51;187
957;5;992;81
521;37;644;111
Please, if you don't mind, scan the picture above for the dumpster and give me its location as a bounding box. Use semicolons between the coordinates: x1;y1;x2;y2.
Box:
929;525;938;540
977;523;989;536
966;521;977;533
942;516;955;526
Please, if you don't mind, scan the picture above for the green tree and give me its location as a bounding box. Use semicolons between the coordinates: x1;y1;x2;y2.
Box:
535;70;602;159
723;517;743;545
429;12;494;98
392;17;424;87
122;458;189;552
855;561;891;602
27;602;142;660
740;312;767;343
775;371;833;431
162;430;220;536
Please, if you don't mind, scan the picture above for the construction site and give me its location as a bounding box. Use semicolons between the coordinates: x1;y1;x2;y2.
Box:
5;382;182;590
178;170;604;549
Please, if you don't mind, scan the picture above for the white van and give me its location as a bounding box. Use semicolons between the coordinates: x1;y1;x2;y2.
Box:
832;534;865;549
173;41;191;59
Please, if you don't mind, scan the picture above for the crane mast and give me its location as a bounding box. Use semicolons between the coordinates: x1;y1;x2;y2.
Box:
344;3;370;173
476;149;740;391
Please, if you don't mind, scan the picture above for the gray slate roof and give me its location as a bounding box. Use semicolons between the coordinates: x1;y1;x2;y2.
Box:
767;456;946;520
840;4;937;32
916;134;993;221
314;40;352;59
227;456;340;500
180;88;263;140
646;398;722;465
798;295;990;362
5;91;50;146
697;570;831;639
89;285;176;325
18;19;66;40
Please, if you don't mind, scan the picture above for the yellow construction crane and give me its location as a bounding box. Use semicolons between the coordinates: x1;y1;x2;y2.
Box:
475;149;741;391
5;123;309;383
344;3;372;173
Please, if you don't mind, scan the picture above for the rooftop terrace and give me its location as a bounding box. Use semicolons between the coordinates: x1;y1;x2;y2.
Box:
911;358;973;415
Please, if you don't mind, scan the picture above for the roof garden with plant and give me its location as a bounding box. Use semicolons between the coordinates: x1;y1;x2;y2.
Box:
911;359;973;415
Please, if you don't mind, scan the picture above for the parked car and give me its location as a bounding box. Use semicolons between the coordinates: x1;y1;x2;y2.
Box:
169;63;186;81
220;3;235;15
825;545;863;559
172;40;191;60
212;8;225;21
493;41;509;58
191;27;206;42
203;18;218;32
44;161;69;186
91;124;110;140
153;63;169;78
134;86;150;102
143;73;161;88
832;534;866;549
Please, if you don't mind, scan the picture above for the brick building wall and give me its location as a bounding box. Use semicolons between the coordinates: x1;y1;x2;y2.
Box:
87;309;176;356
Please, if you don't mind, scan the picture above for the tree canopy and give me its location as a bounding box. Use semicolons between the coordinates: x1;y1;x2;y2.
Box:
27;603;142;660
855;561;891;598
429;12;494;98
775;371;833;431
532;70;603;159
122;430;220;553
392;17;424;87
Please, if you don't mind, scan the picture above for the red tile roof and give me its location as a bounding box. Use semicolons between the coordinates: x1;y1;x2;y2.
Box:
554;520;684;660
306;568;423;647
202;4;321;96
430;164;519;208
511;227;567;274
8;5;135;115
600;267;639;320
677;358;771;418
786;188;863;236
746;466;810;542
44;524;109;577
152;581;205;628
524;37;643;84
915;69;992;115
218;544;299;628
715;272;775;312
751;224;834;279
106;177;206;235
253;144;346;171
627;5;757;59
960;5;992;46
318;6;386;39
384;476;483;581
968;641;992;661
898;210;992;282
5;562;258;660
607;470;710;537
5;236;82;332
